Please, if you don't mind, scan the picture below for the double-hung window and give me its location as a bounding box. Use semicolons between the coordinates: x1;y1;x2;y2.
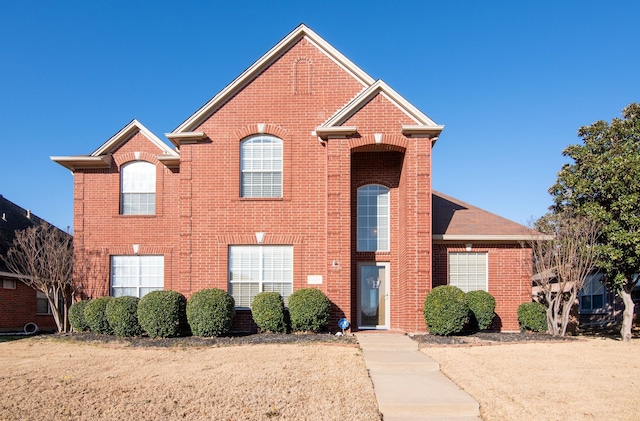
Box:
121;161;156;215
357;185;390;252
449;252;488;292
228;245;293;308
111;255;164;298
36;291;52;314
579;273;606;313
240;135;283;198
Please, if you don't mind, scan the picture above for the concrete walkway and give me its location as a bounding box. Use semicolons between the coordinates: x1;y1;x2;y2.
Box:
356;333;481;421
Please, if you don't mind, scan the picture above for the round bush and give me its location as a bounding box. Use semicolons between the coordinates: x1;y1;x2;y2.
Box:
251;292;286;333
517;302;548;332
68;300;90;332
465;290;496;331
288;288;331;333
84;297;114;334
105;296;142;337
138;290;188;338
186;288;235;337
423;285;468;336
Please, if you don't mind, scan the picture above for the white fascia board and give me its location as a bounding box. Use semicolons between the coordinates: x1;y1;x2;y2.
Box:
165;132;207;147
50;155;112;171
92;119;177;158
171;24;376;134
314;126;358;140
433;234;554;241
401;125;445;138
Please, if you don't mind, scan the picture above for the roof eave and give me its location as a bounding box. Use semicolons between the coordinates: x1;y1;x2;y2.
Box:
164;132;208;147
433;234;553;242
50;155;112;171
314;126;358;140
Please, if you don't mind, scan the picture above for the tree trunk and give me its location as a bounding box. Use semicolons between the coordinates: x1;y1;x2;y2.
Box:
620;284;636;342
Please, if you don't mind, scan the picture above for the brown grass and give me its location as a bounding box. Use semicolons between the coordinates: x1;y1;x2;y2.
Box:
0;337;380;420
421;337;640;421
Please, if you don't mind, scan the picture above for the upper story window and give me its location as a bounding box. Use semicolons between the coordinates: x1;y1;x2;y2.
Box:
357;185;390;252
121;161;156;215
449;252;488;292
240;135;283;198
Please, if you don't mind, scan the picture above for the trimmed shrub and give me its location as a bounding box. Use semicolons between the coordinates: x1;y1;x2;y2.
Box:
138;290;187;338
517;302;548;332
288;288;331;333
251;292;286;333
465;290;496;331
69;300;90;332
186;288;235;337
105;296;142;337
423;285;468;336
84;297;114;334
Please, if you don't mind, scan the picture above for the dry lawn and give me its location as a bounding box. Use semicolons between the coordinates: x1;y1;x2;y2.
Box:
0;337;380;420
421;337;640;421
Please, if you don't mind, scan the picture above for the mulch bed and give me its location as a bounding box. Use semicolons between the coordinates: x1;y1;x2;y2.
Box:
411;331;579;347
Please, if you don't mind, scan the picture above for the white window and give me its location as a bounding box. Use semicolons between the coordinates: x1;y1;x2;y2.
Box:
357;185;390;252
228;245;293;307
2;279;16;289
111;255;164;298
36;291;52;314
449;252;488;292
121;161;156;214
240;135;283;198
579;273;606;313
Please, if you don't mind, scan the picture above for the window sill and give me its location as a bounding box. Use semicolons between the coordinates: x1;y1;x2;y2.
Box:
239;197;284;202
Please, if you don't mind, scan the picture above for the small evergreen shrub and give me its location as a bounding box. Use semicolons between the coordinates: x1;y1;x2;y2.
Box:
138;290;187;338
251;292;286;333
84;297;114;334
69;300;90;332
465;290;496;331
105;296;142;337
517;302;548;332
423;285;468;336
288;288;331;333
186;288;235;337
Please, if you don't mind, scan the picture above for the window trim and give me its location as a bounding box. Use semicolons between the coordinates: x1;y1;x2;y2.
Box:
36;291;52;315
240;135;283;199
110;255;164;298
448;252;488;292
120;161;157;215
357;184;390;252
579;272;607;315
2;279;16;289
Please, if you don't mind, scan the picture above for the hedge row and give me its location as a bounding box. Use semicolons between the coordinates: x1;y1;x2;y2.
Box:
423;286;497;336
69;287;332;338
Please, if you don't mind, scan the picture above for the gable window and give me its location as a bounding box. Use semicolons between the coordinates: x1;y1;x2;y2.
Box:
449;252;488;292
357;185;390;252
36;291;52;315
240;135;283;198
111;255;164;298
579;273;606;313
121;161;156;215
228;245;292;308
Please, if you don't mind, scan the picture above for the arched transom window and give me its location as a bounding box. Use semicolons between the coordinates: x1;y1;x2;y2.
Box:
120;161;156;215
240;135;283;198
357;185;390;252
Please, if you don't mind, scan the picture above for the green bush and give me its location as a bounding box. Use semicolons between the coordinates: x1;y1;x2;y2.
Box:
186;288;235;337
423;285;468;336
465;290;496;331
251;292;286;333
69;300;90;332
288;288;331;333
84;297;114;334
138;290;188;338
105;296;142;337
517;302;548;332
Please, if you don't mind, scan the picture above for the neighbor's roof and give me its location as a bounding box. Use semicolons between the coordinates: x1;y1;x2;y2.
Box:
432;191;544;241
0;195;43;275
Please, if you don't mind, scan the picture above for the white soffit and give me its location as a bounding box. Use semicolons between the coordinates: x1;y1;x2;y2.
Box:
92;119;178;158
170;24;376;134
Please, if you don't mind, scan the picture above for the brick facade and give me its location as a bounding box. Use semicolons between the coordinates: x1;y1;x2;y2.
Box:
0;278;57;332
55;25;534;334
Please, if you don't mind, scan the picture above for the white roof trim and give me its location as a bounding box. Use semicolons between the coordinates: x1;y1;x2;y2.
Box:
433;234;553;241
320;80;441;128
49;155;112;171
165;131;208;147
92;119;178;158
170;24;376;134
314;126;358;140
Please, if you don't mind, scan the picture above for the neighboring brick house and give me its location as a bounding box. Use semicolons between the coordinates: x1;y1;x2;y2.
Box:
0;195;57;332
52;24;538;332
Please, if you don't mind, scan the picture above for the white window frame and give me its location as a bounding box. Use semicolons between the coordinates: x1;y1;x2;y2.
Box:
357;185;390;252
228;245;293;308
579;272;607;314
240;135;283;198
110;255;164;298
120;161;156;215
36;291;52;315
449;252;488;292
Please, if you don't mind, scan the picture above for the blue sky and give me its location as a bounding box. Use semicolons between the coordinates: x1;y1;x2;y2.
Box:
1;1;639;231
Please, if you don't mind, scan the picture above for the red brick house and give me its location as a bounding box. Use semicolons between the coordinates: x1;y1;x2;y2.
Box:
52;24;537;332
0;195;58;332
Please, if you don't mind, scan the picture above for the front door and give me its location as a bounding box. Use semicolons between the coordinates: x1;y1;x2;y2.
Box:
358;262;390;329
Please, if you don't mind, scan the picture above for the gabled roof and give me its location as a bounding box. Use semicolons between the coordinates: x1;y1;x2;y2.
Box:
51;119;179;170
0;195;43;275
167;24;377;140
432;191;544;241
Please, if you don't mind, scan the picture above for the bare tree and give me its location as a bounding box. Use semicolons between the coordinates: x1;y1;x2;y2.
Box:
2;222;74;333
526;212;600;336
